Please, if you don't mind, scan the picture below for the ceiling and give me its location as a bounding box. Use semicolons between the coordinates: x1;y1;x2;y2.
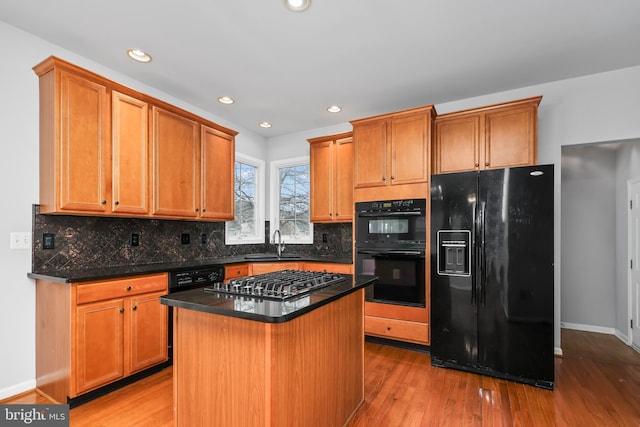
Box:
2;0;639;138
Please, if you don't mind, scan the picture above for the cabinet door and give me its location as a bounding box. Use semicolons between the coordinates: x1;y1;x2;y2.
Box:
59;70;110;213
390;113;430;185
484;105;537;169
75;298;124;394
310;140;334;222
201;125;235;220
249;262;300;275
334;136;354;221
354;120;387;188
112;91;149;215
127;291;168;374
225;264;249;280
151;107;199;218
434;115;481;173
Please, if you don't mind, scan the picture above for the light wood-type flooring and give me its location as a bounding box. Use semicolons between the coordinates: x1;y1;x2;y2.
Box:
3;329;640;426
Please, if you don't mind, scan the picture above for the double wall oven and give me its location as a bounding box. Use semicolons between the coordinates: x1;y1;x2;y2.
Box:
355;199;426;307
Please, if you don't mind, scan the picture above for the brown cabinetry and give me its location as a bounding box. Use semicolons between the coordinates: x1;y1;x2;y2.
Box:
35;273;168;403
308;132;353;222
364;302;430;345
433;96;541;174
151;107;199;218
225;264;249;280
33;56;237;221
351;105;434;200
112;91;149;215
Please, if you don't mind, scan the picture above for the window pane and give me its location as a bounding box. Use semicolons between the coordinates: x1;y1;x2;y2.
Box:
230;161;257;237
277;164;310;239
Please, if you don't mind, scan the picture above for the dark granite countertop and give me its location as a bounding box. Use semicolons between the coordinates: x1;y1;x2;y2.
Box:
160;274;375;323
27;254;353;283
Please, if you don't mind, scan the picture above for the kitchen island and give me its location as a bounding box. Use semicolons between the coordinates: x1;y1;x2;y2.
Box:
160;273;375;427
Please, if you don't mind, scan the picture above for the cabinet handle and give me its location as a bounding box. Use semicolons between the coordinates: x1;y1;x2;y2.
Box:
382;176;386;181
329;213;332;216
126;286;132;291
114;201;119;205
132;305;137;311
386;326;391;331
119;308;125;313
485;162;490;167
195;208;199;212
475;163;479;167
202;209;206;212
101;200;107;205
391;175;395;180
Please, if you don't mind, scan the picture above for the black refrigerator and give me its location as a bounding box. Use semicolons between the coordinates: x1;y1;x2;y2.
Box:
430;164;554;389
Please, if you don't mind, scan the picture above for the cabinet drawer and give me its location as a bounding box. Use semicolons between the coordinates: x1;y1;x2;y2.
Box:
76;273;168;304
302;262;353;274
365;316;429;345
225;264;249;280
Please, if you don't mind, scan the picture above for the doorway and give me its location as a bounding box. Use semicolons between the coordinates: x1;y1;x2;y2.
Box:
628;177;640;350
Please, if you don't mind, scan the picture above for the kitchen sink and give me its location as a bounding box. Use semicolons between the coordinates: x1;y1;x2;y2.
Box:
244;254;301;260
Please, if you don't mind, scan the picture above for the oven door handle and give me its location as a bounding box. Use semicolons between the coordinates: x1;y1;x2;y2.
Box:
357;250;425;257
357;211;422;217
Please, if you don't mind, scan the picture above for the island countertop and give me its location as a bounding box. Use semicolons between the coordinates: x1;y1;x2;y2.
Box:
160;274;376;323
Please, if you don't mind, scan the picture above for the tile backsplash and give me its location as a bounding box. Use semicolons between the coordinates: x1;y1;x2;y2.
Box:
31;205;352;273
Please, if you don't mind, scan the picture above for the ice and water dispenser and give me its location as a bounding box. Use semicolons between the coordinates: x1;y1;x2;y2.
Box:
437;230;471;276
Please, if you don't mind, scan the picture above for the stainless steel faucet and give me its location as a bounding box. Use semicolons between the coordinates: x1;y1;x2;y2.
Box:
271;229;285;257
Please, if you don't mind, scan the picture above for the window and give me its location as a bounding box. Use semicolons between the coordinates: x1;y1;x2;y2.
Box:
270;157;313;244
225;153;265;245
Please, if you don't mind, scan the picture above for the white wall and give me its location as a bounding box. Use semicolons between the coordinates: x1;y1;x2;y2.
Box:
0;20;267;399
561;144;617;330
3;16;640;397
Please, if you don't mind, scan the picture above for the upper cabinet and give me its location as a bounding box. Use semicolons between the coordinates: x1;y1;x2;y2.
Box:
350;105;434;201
308;132;353;222
433;96;541;174
33;56;238;221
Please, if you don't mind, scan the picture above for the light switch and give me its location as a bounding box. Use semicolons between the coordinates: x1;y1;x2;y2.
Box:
9;232;31;250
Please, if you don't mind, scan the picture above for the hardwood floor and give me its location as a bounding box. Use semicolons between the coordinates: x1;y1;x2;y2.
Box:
3;329;640;426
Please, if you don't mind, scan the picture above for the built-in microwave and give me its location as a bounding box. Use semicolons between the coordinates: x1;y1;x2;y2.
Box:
355;199;426;248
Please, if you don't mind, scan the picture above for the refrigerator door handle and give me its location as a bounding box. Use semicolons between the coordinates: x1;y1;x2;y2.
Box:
479;202;486;305
471;202;477;305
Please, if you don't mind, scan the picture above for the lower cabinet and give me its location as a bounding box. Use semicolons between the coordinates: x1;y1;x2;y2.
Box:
364;302;430;345
35;273;168;403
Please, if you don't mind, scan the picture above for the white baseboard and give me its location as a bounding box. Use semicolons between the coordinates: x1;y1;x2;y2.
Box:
560;322;616;335
0;379;36;401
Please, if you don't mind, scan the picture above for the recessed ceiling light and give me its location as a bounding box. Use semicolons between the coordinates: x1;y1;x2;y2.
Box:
127;49;152;63
218;96;235;105
327;105;342;113
259;122;272;128
283;0;311;12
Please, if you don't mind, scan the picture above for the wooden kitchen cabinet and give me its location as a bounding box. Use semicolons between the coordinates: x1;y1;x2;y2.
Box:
433;96;541;174
33;56;237;221
301;262;353;274
111;91;149;215
308;132;353;222
225;264;249;279
200;125;235;220
151;107;200;218
35;273;168;403
351;105;435;192
364;301;430;345
249;262;300;275
34;60;110;215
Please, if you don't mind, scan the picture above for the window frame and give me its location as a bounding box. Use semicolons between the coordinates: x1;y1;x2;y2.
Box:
225;153;265;245
269;156;313;245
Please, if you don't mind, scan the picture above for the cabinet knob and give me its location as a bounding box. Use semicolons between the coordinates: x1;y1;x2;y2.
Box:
391;175;395;180
126;286;132;291
114;201;119;205
202;209;206;212
195;208;199;212
475;163;479;167
329;213;332;216
101;200;107;205
485;162;490;166
132;305;137;311
382;176;386;181
119;308;125;313
386;326;391;331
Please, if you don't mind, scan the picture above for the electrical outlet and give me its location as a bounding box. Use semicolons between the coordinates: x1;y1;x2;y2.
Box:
131;233;140;246
322;233;328;243
201;233;207;244
9;232;30;250
181;233;190;244
43;233;55;250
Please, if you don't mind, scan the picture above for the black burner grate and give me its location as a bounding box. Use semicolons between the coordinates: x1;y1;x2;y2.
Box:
204;269;346;301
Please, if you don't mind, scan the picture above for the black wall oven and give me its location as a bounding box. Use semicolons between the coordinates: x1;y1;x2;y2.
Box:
355;199;426;307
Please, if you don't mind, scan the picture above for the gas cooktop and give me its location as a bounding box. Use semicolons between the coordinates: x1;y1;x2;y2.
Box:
203;269;346;301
